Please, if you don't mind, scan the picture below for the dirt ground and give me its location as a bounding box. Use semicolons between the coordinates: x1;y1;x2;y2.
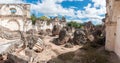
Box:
0;36;120;63
40;35;120;63
35;35;81;62
32;35;120;63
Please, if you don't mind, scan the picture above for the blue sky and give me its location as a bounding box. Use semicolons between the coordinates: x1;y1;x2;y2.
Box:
0;0;106;24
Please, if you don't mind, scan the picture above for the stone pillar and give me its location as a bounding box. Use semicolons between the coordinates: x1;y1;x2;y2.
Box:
115;17;120;58
105;22;116;51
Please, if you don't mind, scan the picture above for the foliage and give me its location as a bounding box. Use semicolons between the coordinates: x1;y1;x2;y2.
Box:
31;14;37;25
67;21;83;28
95;24;102;27
38;16;51;25
39;16;49;21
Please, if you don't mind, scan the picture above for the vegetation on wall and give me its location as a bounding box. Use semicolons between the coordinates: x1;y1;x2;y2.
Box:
67;21;83;28
39;16;50;21
31;14;37;25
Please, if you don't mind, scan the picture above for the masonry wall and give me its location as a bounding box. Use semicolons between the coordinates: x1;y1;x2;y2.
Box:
115;17;120;58
105;0;120;58
0;18;24;31
105;24;116;51
0;4;30;31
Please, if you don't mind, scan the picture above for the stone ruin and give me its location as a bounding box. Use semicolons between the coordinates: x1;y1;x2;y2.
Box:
53;27;71;45
82;21;105;43
52;21;105;47
52;27;85;45
72;29;87;45
0;25;21;40
0;26;45;63
0;4;30;31
52;25;61;36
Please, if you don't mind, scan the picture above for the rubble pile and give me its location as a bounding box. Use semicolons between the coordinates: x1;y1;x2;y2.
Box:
53;28;70;45
38;30;48;36
52;21;105;46
83;21;105;43
91;25;105;45
72;29;87;45
46;29;52;35
83;21;95;42
0;26;21;40
0;28;45;63
0;20;106;63
52;25;61;36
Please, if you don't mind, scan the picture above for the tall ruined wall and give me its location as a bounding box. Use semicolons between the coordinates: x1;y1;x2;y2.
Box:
115;17;120;58
105;0;116;51
105;0;120;58
113;0;120;58
0;4;30;31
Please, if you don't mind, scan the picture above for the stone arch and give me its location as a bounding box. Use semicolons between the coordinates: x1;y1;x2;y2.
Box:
0;4;24;15
12;4;24;12
7;19;20;30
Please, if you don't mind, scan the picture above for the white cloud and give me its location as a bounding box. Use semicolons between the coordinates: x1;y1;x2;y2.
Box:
0;0;23;3
31;0;76;17
75;0;106;24
68;0;83;1
92;0;106;8
77;4;105;19
0;0;106;24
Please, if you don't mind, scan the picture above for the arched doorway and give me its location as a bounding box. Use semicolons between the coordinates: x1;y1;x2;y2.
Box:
7;19;20;31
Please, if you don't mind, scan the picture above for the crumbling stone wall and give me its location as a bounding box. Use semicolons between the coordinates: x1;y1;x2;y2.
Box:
105;0;120;58
0;4;30;31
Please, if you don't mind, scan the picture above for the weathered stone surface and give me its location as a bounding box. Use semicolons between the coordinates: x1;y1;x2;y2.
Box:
65;26;73;33
58;28;70;45
64;43;73;48
52;25;61;36
26;35;38;49
90;25;105;43
0;4;30;31
0;39;22;54
46;29;52;35
38;30;47;36
87;34;94;42
83;21;105;42
83;21;94;34
26;29;38;34
21;30;44;52
53;28;70;45
0;26;21;40
4;54;28;63
59;28;67;40
0;54;3;61
73;29;87;45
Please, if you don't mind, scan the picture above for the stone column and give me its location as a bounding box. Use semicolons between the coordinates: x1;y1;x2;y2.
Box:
105;22;116;51
115;17;120;58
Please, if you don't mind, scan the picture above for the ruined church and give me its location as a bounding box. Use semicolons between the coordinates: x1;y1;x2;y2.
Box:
0;4;30;31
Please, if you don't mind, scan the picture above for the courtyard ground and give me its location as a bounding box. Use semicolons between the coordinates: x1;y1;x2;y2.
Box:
0;35;120;63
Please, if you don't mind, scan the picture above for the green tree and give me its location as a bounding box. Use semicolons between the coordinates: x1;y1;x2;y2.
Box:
39;16;49;21
31;14;37;25
39;16;51;25
67;21;83;28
